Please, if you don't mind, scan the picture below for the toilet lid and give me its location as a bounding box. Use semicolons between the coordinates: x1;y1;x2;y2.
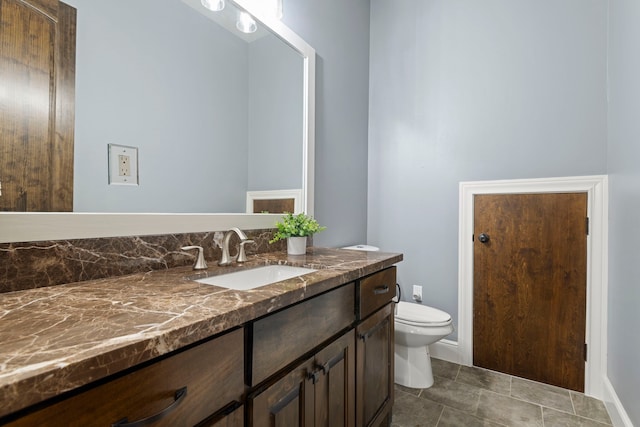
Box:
395;302;452;327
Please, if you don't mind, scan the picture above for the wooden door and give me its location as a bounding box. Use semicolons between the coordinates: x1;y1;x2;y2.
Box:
252;198;295;214
473;193;587;392
313;329;355;427
0;0;76;212
356;304;394;427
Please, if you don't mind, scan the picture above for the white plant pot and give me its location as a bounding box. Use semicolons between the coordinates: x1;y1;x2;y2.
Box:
287;236;307;255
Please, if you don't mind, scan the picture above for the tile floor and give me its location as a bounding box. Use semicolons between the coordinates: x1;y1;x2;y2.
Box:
392;358;612;427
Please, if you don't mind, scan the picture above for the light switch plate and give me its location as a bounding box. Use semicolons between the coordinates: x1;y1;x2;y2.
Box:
108;144;139;185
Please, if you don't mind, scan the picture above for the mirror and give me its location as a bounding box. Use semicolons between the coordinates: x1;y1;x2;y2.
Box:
70;0;302;213
0;0;315;243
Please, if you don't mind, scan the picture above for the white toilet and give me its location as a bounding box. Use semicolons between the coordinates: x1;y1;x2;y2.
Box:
394;301;454;389
341;245;453;389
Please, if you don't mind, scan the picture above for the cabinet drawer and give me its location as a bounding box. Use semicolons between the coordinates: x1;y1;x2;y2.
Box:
252;282;355;386
358;267;396;320
8;328;245;427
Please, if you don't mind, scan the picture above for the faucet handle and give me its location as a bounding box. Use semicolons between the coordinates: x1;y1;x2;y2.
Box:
237;240;255;263
181;246;208;270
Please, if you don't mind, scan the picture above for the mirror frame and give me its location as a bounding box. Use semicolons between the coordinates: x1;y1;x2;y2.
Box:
0;0;315;244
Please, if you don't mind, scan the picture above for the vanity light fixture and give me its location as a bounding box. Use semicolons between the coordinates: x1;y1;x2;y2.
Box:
273;0;283;19
262;0;283;19
236;11;257;33
201;0;225;12
242;0;283;19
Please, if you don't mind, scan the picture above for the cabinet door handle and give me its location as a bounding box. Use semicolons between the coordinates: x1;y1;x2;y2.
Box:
373;284;389;295
308;370;321;384
324;352;346;373
319;362;330;375
112;386;187;427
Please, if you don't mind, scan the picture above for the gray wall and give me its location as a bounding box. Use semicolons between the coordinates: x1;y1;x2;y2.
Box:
247;35;304;192
607;0;640;424
282;0;371;246
71;0;249;212
367;0;608;339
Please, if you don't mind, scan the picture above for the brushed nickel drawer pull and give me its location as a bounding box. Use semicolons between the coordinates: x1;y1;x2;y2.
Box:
320;352;344;374
319;362;330;375
112;386;188;427
373;284;389;295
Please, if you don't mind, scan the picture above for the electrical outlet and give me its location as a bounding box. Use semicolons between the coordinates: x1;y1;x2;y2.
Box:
108;144;138;185
412;285;423;302
118;154;131;176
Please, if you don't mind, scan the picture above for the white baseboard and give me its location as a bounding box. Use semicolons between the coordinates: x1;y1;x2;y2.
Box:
429;339;463;365
603;376;634;427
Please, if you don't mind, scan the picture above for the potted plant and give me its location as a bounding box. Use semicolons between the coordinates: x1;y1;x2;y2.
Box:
269;213;326;255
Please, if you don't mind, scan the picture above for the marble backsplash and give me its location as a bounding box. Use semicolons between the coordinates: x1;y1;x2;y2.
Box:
0;229;290;294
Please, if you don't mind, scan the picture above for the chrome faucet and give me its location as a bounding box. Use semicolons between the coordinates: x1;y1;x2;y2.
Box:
219;227;254;266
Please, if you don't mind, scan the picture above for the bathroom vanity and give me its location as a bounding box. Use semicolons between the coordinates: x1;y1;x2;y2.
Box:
0;248;401;427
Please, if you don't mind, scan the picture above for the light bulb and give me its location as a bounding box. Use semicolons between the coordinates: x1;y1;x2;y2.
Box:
236;11;257;34
201;0;225;12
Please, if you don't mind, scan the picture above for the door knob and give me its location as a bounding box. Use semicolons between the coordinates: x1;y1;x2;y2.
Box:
478;233;490;243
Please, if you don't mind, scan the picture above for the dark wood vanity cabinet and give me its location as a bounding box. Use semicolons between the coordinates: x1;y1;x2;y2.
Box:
3;265;398;427
250;283;356;387
197;405;244;427
5;328;245;427
249;329;356;427
356;267;396;427
312;329;357;427
248;283;356;427
356;304;394;427
249;267;397;427
250;354;315;427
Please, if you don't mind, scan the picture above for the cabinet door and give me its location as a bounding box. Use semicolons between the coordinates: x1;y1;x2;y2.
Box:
313;329;356;427
250;358;315;427
197;404;244;427
356;304;394;427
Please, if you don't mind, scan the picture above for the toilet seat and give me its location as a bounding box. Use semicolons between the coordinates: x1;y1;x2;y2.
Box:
395;301;452;327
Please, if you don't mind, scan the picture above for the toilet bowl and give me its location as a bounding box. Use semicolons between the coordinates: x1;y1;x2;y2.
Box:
394;301;454;389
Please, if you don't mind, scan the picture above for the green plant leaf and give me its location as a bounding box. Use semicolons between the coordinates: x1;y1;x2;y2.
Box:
269;213;327;243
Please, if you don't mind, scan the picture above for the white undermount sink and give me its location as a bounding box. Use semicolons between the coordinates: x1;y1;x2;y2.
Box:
194;265;317;290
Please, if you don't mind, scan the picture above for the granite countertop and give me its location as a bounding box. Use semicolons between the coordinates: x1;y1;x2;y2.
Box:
0;247;402;418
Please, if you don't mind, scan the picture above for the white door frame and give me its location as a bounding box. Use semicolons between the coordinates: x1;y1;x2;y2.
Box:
458;175;608;398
